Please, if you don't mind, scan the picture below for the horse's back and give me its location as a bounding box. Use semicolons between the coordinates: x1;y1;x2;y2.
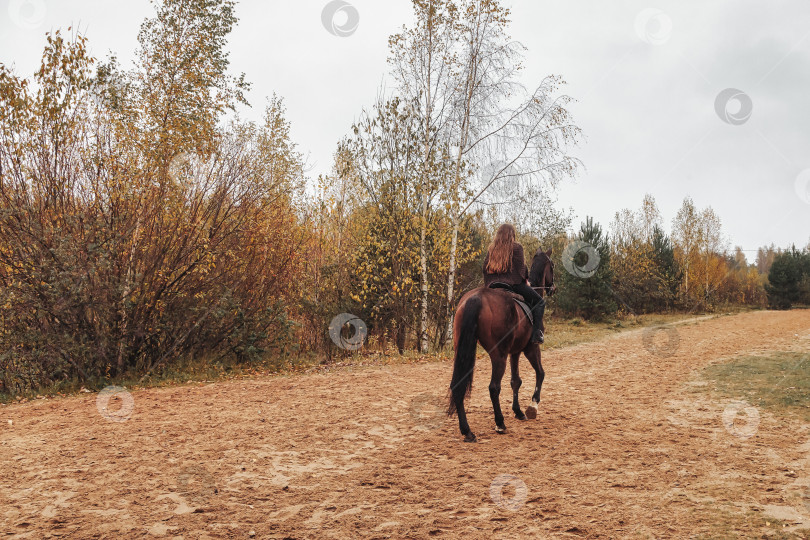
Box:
455;287;525;354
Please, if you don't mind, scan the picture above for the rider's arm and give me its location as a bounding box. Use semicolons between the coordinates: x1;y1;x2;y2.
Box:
514;244;529;282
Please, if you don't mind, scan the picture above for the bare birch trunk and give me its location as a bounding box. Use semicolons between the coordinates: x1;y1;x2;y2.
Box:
419;188;429;353
444;215;459;346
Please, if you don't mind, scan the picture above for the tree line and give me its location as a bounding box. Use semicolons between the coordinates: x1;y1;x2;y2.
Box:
552;195;809;320
0;0;804;395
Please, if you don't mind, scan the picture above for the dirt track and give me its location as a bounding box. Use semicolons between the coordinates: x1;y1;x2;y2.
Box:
2;310;810;538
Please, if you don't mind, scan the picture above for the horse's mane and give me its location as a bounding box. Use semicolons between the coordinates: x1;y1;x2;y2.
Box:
529;249;551;285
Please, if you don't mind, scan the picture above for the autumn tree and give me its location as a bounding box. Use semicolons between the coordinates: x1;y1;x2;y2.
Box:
609;195;680;312
697;207;726;306
0;2;306;394
133;0;249;165
716;247;766;306
337;95;479;352
388;0;461;352
389;0;581;347
345;97;428;353
300;147;361;354
672;197;701;302
756;245;778;275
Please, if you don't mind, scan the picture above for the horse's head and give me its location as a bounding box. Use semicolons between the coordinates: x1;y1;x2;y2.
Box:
531;248;556;296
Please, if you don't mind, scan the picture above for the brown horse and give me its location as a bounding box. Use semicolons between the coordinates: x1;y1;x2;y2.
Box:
447;248;555;442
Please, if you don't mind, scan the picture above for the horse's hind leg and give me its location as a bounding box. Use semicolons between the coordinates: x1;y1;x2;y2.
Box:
510;353;527;421
453;396;475;443
524;344;545;420
489;352;508;433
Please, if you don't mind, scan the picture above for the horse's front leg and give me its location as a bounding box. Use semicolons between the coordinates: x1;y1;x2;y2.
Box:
509;353;527;420
489;352;508;433
524;344;545;420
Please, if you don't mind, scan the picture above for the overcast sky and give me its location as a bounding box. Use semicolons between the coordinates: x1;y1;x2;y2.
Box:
2;0;809;260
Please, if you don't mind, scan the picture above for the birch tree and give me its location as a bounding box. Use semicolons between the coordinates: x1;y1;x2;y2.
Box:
343;95;455;352
698;207;724;305
441;0;582;341
672;198;726;307
389;0;582;348
672;197;701;300
389;0;460;352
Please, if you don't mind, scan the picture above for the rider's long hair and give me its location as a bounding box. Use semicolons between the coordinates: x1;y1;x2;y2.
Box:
486;224;516;274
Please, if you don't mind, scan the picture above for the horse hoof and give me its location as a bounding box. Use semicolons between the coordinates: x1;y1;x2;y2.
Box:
495;426;507;434
525;404;537;420
464;432;477;443
515;413;527;421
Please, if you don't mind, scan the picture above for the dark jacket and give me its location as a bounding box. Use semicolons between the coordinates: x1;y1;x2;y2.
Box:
483;243;529;286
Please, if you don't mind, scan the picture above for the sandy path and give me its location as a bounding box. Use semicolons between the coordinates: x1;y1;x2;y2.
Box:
2;310;810;538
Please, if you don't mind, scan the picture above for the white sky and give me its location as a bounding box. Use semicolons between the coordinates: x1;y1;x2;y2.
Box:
2;0;809;260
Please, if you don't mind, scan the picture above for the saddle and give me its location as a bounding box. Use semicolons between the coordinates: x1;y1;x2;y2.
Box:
487;282;533;324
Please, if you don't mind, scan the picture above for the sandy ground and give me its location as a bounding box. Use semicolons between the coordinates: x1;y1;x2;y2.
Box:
2;310;810;539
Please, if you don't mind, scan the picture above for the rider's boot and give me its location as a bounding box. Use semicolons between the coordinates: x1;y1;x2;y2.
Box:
530;299;545;344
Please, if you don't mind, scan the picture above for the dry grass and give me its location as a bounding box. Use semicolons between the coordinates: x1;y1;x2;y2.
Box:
702;351;810;422
544;311;726;350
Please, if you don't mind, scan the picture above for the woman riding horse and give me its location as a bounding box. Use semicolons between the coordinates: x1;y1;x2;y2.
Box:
448;224;555;442
483;224;545;344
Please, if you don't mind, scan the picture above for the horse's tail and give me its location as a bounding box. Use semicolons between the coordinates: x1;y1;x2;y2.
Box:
447;294;482;416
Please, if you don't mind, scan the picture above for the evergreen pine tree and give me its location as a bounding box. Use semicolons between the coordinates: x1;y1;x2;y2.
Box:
556;217;617;320
651;225;681;310
766;248;803;309
800;251;810;304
